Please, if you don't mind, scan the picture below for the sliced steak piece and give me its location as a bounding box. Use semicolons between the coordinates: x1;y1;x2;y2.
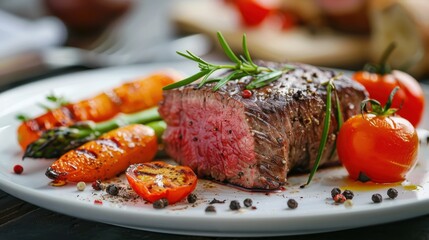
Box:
159;62;367;189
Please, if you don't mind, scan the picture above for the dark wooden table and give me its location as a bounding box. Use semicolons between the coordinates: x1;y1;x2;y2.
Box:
1;69;429;240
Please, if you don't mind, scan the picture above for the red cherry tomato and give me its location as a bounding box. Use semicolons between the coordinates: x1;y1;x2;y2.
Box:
353;70;425;127
337;113;419;183
126;161;197;204
232;0;276;26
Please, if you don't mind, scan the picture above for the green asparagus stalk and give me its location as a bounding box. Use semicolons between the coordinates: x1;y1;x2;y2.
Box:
145;120;167;142
24;107;162;159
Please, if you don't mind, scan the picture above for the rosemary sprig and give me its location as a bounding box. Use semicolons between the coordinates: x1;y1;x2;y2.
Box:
163;32;293;91
302;74;344;187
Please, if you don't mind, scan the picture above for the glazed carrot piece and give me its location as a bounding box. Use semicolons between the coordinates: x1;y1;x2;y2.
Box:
17;71;180;150
45;124;158;182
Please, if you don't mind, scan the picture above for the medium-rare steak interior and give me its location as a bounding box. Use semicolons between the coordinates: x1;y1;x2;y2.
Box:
159;62;367;189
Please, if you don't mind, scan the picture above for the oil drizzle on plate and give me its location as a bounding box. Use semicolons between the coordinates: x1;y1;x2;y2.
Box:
340;178;401;191
341;178;423;192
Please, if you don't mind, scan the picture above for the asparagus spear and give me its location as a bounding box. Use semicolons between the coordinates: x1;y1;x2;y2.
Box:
24;107;163;159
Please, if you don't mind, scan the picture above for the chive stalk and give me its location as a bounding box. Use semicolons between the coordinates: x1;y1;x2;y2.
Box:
302;74;343;187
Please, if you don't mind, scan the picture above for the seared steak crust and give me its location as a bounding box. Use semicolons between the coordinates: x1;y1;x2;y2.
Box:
159;62;367;189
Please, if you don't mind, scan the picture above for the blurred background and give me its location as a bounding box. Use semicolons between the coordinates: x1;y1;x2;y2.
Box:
0;0;428;89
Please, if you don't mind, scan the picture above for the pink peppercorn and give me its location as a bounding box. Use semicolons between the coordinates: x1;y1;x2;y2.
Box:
13;165;23;174
333;194;346;203
242;90;252;98
92;180;102;191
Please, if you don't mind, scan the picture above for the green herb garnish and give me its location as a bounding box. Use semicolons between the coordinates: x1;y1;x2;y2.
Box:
16;114;30;122
38;93;69;110
302;74;344;187
163;32;293;91
16;93;69;122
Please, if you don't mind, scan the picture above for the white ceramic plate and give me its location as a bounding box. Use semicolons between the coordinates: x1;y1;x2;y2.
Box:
0;62;428;237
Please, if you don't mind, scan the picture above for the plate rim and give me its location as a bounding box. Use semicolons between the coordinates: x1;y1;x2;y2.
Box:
0;62;428;237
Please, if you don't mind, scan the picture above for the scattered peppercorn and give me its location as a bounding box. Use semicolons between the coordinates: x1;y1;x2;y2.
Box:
242;89;253;98
187;193;197;203
106;184;119;196
92;180;102;191
162;198;169;207
333;194;346;203
342;190;354;200
331;188;341;198
372;193;383;203
76;182;86;191
153;199;167;209
243;198;253;207
287;199;298;209
229;200;241;210
13;165;23;174
209;198;226;204
205;205;216;213
387;188;398;199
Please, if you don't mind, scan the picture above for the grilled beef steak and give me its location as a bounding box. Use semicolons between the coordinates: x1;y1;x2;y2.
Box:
159;62;367;189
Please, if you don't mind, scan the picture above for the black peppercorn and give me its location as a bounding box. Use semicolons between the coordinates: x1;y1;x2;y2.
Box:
205;205;216;213
287;199;298;209
387;188;398;199
331;188;341;198
229;200;241;210
372;193;383;203
187;193;197;203
342;190;354;200
161;198;169;207
153;199;167;209
106;184;119;196
243;198;253;207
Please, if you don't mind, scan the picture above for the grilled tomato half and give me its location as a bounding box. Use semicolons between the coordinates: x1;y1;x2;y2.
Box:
126;161;198;204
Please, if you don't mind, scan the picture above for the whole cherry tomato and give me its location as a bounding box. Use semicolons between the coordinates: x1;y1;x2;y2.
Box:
352;43;425;127
337;88;419;183
126;161;197;204
231;0;277;27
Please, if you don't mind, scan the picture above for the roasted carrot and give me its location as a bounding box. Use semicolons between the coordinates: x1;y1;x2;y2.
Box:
45;124;158;182
17;71;180;150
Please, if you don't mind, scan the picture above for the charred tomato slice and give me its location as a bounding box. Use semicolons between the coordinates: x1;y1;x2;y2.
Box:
126;161;197;204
